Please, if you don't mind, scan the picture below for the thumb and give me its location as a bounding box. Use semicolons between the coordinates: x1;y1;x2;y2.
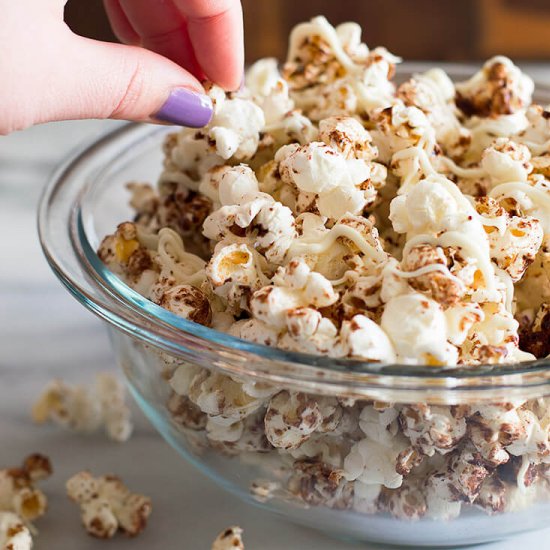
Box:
40;33;214;127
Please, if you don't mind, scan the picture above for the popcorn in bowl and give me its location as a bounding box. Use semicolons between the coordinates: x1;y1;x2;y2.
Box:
96;14;550;532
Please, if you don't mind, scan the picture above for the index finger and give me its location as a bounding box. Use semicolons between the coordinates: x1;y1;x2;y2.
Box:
172;0;243;91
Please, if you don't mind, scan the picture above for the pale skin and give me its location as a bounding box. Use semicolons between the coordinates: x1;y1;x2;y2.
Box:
0;0;244;135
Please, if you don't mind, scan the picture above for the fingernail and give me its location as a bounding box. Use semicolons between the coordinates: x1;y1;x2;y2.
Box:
155;88;213;128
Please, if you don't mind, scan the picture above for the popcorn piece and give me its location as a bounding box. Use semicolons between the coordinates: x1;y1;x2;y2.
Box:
455;56;534;118
401;244;465;308
381;293;458;365
475;197;543;282
344;405;405;490
157;284;213;326
423;472;462;520
278;141;379;219
250;480;281;503
246;58;294;126
399;404;466;456
264;391;340;450
212;526;244;550
467;403;524;467
378;482;427;520
288;460;353;509
481;138;533;186
518;104;550;154
318;116;378;161
336;314;396;362
32;374;133;443
97;222;157;287
203;167;296;264
171;367;268;424
0;512;33;550
372;103;436;165
251;260;338;331
206;84;265;160
0;454;52;528
166;394;208;431
161;129;223;190
398;68;471;158
66;472;151;539
475;476;507;515
206;243;268;313
284;16;357;91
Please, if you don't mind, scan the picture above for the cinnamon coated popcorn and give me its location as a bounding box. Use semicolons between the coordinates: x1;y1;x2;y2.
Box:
0;454;52;534
98;15;550;525
66;472;151;539
0;512;33;550
32;374;133;442
212;526;245;550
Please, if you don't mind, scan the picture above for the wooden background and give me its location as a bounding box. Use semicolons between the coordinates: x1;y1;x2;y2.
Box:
65;0;550;61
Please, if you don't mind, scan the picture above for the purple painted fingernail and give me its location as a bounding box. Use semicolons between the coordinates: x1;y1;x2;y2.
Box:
155;88;213;128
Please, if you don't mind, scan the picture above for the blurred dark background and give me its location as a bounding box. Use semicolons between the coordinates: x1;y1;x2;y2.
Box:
65;0;550;61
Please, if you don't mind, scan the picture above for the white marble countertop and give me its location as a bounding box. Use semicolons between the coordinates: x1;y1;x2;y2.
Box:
3;64;550;549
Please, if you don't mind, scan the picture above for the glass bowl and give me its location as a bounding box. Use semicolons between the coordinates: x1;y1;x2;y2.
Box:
38;65;550;547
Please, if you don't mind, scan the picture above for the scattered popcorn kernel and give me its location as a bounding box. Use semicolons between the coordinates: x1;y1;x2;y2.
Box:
0;512;33;550
32;374;133;443
212;526;244;550
0;454;51;532
66;472;151;539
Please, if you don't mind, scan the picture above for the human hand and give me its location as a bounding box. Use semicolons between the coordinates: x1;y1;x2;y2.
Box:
0;0;243;135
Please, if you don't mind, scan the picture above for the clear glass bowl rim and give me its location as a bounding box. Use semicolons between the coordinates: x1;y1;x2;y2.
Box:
38;63;550;401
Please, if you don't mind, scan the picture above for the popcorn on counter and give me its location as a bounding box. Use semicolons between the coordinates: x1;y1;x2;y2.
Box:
212;526;245;550
66;472;151;539
32;373;133;442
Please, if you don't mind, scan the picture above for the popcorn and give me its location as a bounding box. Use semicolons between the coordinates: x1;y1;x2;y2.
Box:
381;293;458;365
399;404;466;456
401;244;465;308
66;472;151;539
97;15;550;526
157;284;213;326
0;455;52;530
212;526;245;550
475;197;543;282
373;103;436;165
203;167;296;264
251;260;338;331
378;482;427;520
288;460;353;509
246;58;294;125
206;242;268;313
184;367;265;423
98;222;157;289
264;391;340;450
455;56;534;118
398;68;471;158
278;141;376;219
206;84;265;160
318;116;378;161
32;374;133;442
481;138;533;186
518;104;550;155
0;512;33;550
336;314;396;362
